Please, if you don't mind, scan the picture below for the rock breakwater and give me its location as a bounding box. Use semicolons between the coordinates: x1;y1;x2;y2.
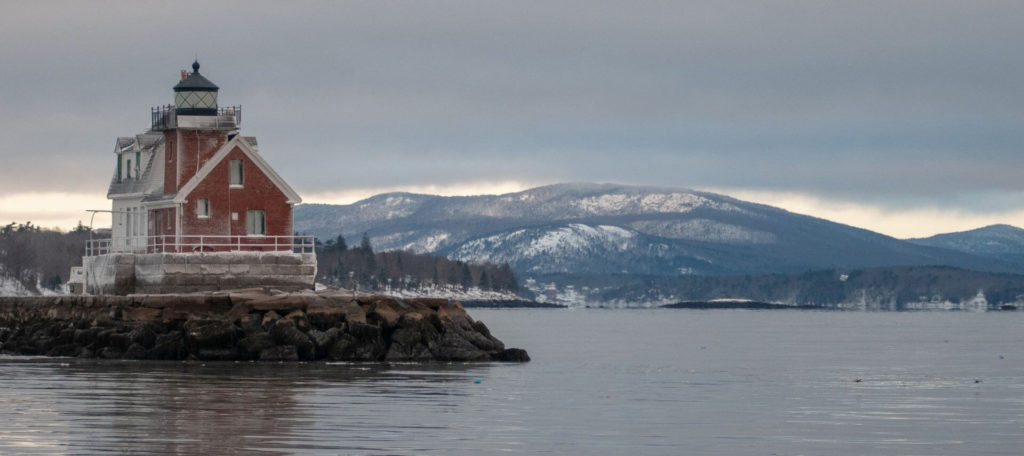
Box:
0;290;528;362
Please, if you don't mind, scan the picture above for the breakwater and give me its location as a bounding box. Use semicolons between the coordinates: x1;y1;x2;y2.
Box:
0;290;528;362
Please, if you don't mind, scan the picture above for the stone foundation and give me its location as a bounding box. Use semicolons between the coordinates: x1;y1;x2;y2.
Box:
83;252;316;295
0;290;529;362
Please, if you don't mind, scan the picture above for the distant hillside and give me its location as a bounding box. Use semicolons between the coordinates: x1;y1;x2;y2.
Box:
295;183;1020;280
315;235;518;294
0;222;91;295
528;266;1024;310
908;224;1024;266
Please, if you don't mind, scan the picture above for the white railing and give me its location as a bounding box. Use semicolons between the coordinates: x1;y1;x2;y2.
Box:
86;235;316;256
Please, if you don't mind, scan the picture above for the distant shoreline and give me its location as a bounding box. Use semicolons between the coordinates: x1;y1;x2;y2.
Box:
661;301;820;310
460;299;566;309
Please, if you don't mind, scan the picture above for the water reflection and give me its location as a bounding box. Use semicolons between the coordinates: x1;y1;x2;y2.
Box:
0;358;493;455
3;310;1024;455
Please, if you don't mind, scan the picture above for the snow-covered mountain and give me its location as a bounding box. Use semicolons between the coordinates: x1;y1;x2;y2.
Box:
908;224;1024;266
295;183;1018;279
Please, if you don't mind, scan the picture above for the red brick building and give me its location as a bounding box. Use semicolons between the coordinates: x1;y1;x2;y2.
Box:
82;62;316;295
105;61;302;253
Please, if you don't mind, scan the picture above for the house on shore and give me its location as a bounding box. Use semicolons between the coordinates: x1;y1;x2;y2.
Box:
79;62;315;295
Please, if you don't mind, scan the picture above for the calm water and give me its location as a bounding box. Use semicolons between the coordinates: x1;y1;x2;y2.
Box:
1;309;1023;455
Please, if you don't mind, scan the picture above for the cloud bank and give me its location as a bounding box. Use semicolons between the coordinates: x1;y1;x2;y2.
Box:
1;1;1023;236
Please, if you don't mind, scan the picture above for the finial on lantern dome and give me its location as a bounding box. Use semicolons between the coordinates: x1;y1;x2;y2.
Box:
192;60;200;73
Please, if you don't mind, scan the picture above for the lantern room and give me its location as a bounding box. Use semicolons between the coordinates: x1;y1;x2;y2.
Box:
173;61;219;115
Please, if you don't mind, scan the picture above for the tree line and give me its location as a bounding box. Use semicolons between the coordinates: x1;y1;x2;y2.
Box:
0;222;520;295
0;222;92;292
532;265;1024;309
315;234;519;293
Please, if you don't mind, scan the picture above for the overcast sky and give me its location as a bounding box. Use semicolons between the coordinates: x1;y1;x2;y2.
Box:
2;1;1023;238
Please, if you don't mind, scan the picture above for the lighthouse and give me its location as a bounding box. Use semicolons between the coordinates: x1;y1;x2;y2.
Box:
82;62;316;295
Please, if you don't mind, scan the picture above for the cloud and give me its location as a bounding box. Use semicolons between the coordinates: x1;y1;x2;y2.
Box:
301;180;533;205
2;1;1024;235
0;192;111;230
707;187;1024;239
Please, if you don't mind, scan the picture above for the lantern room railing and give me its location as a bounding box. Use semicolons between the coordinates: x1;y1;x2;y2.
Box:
151;105;242;131
86;234;315;256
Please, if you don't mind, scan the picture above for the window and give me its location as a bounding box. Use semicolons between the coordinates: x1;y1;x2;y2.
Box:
116;155;122;182
196;198;210;219
229;160;243;187
126;159;132;179
246;210;266;235
135;151;141;177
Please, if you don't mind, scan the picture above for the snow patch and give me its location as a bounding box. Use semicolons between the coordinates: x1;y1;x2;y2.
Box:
574;192;742;216
629;219;776;244
522;224;635;257
401;232;451;253
0;276;33;296
450;224;637;267
382;285;521;302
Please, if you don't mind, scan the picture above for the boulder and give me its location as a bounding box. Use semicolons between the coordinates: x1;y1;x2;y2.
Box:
223;303;254;323
385;314;438;361
99;346;124;359
269;320;314;360
73;328;98;346
447;316;504;352
284;310;309;331
184;319;236;351
307;328;341;355
107;332;131;351
150;331;187;360
124;343;148;359
492;348;531;362
368;299;402;328
305;304;347;330
127;325;157;349
251;295;308;312
46;343;81;357
327;322;385;361
237;332;276;360
261;310;282;328
344;301;366;324
431;331;491;361
436;302;469;320
239;312;263;333
260;345;299;361
123;306;161;322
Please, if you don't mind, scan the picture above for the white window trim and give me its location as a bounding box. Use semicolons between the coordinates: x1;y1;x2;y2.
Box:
229;159;244;189
245;209;266;236
196;198;210;219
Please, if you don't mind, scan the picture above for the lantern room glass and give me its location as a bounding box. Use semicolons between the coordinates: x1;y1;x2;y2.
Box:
175;90;218;110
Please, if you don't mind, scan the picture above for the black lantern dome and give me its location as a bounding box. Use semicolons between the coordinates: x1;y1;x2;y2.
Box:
173;61;219;115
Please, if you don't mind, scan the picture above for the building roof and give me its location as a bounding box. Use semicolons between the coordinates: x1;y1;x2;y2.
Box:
116;137;135;152
107;133;165;198
141;193;175;203
173;61;219;92
137;132;163;148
